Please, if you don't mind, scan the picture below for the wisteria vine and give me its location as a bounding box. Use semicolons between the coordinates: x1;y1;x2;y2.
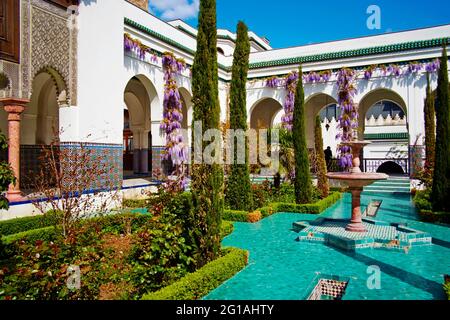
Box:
160;52;189;190
335;68;358;169
264;59;441;170
124;33;158;63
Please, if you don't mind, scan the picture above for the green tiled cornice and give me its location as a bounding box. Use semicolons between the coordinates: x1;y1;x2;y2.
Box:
364;132;409;140
249;38;450;69
125;18;449;72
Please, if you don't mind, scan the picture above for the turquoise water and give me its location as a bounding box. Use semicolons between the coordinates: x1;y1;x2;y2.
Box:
205;192;450;300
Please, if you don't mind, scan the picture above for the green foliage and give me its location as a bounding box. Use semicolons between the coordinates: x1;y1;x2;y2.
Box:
0;131;15;210
129;212;193;295
293;65;313;204
314;116;330;198
424;73;436;171
0;210;62;236
0;225;106;300
191;0;224;267
413;189;432;211
123;198;149;208
223;209;249;222
220;221;234;239
444;276;450;300
226;21;252;212
432;45;450;212
419;210;450;224
2;226;57;245
273;125;295;179
142;247;248;300
271;192;342;214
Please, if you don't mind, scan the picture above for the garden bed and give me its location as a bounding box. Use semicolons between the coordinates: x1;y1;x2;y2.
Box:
0;208;237;300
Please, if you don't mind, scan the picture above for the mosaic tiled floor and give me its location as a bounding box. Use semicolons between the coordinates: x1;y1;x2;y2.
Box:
293;218;432;251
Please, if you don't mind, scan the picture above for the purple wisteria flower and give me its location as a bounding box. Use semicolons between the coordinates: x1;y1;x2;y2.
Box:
160;52;188;190
336;68;358;170
425;59;440;73
266;76;281;88
282;71;299;131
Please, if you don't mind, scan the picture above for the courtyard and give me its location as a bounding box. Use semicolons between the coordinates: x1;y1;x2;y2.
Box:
0;0;449;304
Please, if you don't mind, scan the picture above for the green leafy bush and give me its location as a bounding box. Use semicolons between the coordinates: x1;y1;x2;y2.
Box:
142;247;248;300
220;221;234;239
128;212;193;295
123;198;149;208
223;209;249;222
271;192;341;214
413;189;432;211
0;210;62;236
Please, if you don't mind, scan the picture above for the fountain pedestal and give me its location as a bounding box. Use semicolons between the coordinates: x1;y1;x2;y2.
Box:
327;141;388;233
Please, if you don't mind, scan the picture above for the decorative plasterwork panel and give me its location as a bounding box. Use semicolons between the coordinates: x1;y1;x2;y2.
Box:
19;0;78;105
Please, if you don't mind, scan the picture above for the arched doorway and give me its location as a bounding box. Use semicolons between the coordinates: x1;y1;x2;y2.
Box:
377;161;405;175
250;97;283;130
359;89;408;174
123;75;158;178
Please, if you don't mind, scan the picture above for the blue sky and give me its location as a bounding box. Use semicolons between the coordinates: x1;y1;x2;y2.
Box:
149;0;450;48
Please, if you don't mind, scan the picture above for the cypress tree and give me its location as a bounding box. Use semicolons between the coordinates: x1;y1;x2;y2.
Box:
432;45;450;212
293;66;313;204
314;116;329;198
191;0;224;267
226;21;252;211
424;73;436;170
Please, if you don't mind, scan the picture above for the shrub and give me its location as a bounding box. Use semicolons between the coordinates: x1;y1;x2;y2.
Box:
0;210;62;236
444;275;450;300
123;198;149;208
419;210;450;224
271;192;341;214
142;248;248;300
223;209;248;222
247;211;262;223
220;221;234;239
413;189;432;211
2;226;57;245
129;212;193;295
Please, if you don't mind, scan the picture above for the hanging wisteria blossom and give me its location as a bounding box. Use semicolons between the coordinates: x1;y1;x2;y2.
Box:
336;68;358;170
124;33;159;64
161;52;189;190
282;71;299;131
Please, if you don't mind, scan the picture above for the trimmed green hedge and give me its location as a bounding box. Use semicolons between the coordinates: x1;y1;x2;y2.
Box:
142;247;248;300
419;210;450;224
220;221;234;239
272;192;342;214
122;198;149;208
224;192;342;222
223;209;249;222
0;210;61;236
2;226;57;245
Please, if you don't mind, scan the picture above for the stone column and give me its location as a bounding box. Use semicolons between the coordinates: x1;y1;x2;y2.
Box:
0;98;29;202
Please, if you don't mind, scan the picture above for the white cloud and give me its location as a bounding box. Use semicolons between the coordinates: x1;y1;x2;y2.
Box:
150;0;199;20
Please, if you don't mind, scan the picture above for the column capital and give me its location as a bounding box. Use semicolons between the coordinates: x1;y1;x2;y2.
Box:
0;97;30;108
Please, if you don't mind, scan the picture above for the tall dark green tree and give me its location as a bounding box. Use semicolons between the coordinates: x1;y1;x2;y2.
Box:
190;0;224;267
226;21;252;211
432;45;450;212
293;66;313;204
314;116;329;198
424;73;436;170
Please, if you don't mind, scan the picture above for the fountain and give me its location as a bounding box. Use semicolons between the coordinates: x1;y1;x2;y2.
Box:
326;141;388;232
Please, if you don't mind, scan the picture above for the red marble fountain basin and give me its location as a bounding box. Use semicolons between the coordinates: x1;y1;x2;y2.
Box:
326;172;388;189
